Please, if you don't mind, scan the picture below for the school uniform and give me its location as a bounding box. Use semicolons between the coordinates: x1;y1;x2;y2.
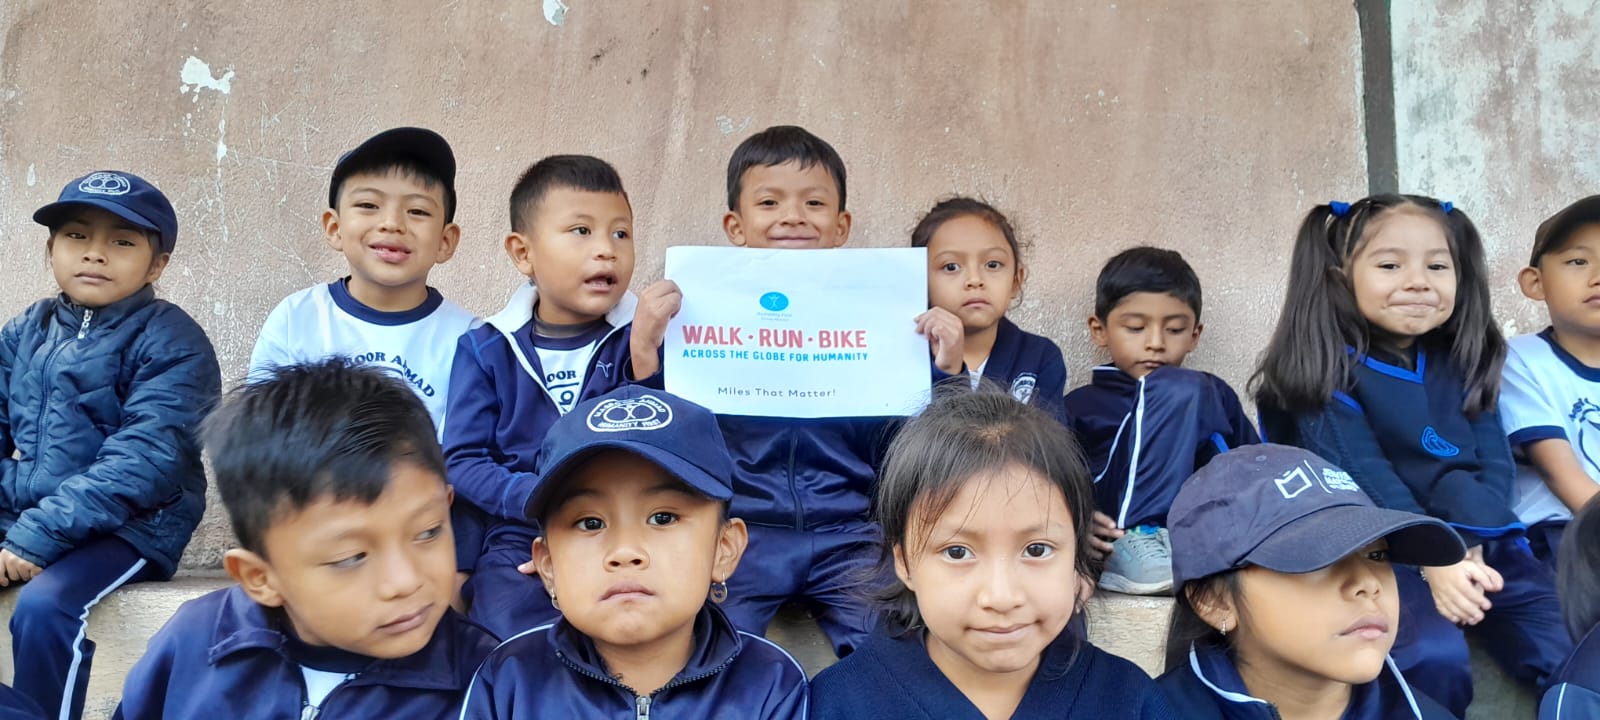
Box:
249;278;487;572
1;285;220;720
1258;347;1571;715
1064;365;1258;528
969;318;1069;423
459;604;807;719
114;585;497;720
443;283;639;638
1541;624;1600;719
1159;643;1456;720
1500;329;1600;566
810;624;1176;719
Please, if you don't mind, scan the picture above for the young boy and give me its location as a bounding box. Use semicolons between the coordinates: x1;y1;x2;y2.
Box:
443;155;642;638
1;171;220;720
114;360;497;719
1063;246;1258;595
1503;195;1600;567
628;126;962;656
461;386;808;718
248;126;485;582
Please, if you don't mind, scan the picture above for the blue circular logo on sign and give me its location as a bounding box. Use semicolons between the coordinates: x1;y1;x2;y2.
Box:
759;292;789;312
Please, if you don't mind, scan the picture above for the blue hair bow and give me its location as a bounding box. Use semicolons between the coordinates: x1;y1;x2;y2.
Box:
1441;201;1454;214
1329;201;1351;217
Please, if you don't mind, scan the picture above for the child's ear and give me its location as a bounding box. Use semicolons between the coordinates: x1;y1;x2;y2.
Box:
1186;582;1237;634
711;518;749;584
892;544;916;592
505;232;537;278
434;223;462;265
1518;266;1546;302
321;209;343;251
1074;574;1094;612
723;212;748;247
224;548;286;608
1187;321;1205;352
1087;316;1109;348
829;211;853;247
1011;265;1027;304
531;536;557;598
144;253;171;285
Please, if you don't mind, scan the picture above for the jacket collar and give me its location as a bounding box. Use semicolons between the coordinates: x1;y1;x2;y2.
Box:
485;281;638;334
549;604;744;693
1186;642;1425;720
206;585;479;691
52;284;155;329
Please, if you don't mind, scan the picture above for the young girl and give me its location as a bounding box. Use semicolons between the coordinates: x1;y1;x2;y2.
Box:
1541;495;1600;718
809;391;1176;719
1252;195;1571;715
912;197;1067;418
1159;444;1464;719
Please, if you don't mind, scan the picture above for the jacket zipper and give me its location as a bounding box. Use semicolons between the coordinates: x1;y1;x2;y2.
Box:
22;308;92;496
636;695;650;720
556;647;737;717
788;432;803;529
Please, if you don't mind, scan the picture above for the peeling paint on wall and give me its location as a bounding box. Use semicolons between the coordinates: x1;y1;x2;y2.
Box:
543;0;568;27
179;56;234;95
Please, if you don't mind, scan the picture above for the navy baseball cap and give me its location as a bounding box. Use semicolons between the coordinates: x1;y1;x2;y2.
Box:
1531;195;1600;266
526;386;734;522
1170;444;1466;588
33;171;179;254
328;127;457;215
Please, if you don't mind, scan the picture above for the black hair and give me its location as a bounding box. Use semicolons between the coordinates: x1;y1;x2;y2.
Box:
1252;195;1504;416
202;359;446;557
1559;494;1600;640
333;156;456;223
910;196;1025;269
1093;247;1203;323
872;387;1097;636
725;125;847;212
1164;572;1246;670
508;155;629;234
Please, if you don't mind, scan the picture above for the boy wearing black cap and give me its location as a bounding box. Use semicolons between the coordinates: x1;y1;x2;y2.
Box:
2;171;221;719
1504;195;1600;567
461;386;807;718
247;127;484;581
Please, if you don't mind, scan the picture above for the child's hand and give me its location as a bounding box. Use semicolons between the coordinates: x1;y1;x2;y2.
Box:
915;307;964;376
630;280;682;380
1425;557;1495;625
1464;544;1504;592
1087;511;1124;560
0;549;42;586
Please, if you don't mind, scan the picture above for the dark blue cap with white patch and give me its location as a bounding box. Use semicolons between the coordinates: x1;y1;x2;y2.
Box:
328;127;456;214
526;386;734;522
33;171;179;254
1170;444;1466;589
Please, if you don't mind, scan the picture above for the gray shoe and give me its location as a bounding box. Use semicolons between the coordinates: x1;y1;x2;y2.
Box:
1099;525;1174;595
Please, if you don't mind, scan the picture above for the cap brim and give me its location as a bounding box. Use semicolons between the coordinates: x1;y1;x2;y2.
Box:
1535;195;1600;264
1245;504;1466;573
524;441;733;522
328;127;456;208
33;200;164;240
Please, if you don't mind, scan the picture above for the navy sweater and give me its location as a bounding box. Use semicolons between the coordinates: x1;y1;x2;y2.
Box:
1541;624;1600;719
114;585;498;720
810;626;1177;719
975;318;1069;424
442;284;640;521
460;604;807;719
1159;643;1455;720
1258;348;1520;541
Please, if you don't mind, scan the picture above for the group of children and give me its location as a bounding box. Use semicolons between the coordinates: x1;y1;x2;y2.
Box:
1;122;1597;719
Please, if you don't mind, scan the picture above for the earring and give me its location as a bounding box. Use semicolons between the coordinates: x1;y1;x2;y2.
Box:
1220;617;1230;637
550;592;560;611
709;580;729;604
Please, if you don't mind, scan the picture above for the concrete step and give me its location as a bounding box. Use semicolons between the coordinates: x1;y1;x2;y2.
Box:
1;578;1535;719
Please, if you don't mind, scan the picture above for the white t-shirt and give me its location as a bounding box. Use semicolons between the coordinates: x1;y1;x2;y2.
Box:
299;667;354;718
248;280;480;436
1499;329;1600;525
532;323;610;415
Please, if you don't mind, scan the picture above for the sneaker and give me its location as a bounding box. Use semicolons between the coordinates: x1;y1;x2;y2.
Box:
1099;525;1174;595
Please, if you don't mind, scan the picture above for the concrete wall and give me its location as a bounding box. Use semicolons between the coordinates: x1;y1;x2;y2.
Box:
0;1;1367;568
1393;0;1600;338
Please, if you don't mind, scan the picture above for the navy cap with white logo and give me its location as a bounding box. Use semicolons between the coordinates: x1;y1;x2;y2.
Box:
526;386;734;522
1169;444;1466;589
33;171;179;254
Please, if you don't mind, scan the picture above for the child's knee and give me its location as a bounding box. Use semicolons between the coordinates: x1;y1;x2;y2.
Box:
10;578;76;628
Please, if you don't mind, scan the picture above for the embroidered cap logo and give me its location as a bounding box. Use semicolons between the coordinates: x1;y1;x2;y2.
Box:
586;395;674;432
78;172;132;196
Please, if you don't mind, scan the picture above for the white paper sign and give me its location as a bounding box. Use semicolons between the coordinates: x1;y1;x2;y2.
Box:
664;246;932;418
